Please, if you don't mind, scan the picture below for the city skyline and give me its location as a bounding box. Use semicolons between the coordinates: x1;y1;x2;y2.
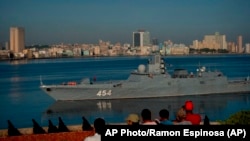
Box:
1;0;250;46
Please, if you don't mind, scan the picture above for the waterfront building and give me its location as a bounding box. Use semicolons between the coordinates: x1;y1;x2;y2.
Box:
152;38;159;45
0;50;10;59
161;41;189;55
169;44;189;55
227;42;236;53
203;32;227;50
245;43;250;53
93;46;100;56
191;32;227;51
10;27;25;53
47;47;64;57
192;40;199;50
132;29;151;47
5;42;9;50
237;35;243;53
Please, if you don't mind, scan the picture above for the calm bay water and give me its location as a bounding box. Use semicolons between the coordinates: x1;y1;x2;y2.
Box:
0;54;250;129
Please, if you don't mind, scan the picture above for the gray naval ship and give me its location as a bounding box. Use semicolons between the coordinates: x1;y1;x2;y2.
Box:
40;54;250;101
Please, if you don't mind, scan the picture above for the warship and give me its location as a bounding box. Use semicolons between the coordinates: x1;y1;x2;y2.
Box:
40;54;250;101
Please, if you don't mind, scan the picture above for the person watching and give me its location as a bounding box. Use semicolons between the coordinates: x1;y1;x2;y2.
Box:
184;100;201;125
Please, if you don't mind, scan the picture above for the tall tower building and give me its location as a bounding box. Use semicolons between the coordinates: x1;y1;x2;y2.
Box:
10;27;25;53
237;35;243;53
245;43;250;53
133;29;150;47
152;38;159;45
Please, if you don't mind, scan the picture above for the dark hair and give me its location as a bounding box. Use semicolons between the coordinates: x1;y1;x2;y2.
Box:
159;109;169;119
94;118;106;134
131;122;140;126
141;109;152;120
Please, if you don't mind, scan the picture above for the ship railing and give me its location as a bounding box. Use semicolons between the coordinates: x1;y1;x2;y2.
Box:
228;77;250;84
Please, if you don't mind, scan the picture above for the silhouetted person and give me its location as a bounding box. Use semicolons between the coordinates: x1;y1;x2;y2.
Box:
58;117;69;132
84;118;106;141
48;119;58;133
172;106;192;125
7;120;22;136
141;108;157;125
82;116;93;131
32;119;46;134
157;109;173;125
126;113;140;126
204;115;210;125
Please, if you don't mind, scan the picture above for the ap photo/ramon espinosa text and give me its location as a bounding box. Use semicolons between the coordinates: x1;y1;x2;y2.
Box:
101;125;249;140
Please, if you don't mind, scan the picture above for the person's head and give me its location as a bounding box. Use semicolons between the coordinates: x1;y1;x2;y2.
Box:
141;108;152;121
159;109;169;121
126;114;140;125
176;107;186;121
93;118;105;134
185;100;194;112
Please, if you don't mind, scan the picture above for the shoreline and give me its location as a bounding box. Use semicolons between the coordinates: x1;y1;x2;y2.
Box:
0;53;249;62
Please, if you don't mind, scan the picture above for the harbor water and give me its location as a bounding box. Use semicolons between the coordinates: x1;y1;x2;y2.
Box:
0;54;250;129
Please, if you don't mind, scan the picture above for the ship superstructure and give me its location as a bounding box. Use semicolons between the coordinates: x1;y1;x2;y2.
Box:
40;54;250;101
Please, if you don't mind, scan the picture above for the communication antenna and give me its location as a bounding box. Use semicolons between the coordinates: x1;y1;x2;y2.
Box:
197;61;201;72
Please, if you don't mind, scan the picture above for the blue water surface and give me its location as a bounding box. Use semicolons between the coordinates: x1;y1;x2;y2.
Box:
0;54;250;129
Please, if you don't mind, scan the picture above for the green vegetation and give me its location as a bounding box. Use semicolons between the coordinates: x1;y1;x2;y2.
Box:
189;48;229;54
26;44;50;49
218;110;250;125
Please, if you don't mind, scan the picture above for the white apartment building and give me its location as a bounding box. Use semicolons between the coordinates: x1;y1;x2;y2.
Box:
192;32;227;50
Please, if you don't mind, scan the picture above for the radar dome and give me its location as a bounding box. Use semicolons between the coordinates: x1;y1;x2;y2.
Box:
200;66;206;72
138;64;146;73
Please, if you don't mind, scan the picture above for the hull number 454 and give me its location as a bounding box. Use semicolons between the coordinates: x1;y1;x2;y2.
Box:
96;90;112;96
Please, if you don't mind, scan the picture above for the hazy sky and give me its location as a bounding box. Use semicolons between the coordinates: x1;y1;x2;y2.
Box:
1;0;250;46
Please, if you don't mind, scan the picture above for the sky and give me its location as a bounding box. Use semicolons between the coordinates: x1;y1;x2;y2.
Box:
1;0;250;46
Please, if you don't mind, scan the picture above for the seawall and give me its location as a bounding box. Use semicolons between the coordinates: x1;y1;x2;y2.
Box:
0;122;220;141
0;124;94;141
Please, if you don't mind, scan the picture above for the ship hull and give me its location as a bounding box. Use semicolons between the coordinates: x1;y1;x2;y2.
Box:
40;77;250;101
40;54;250;101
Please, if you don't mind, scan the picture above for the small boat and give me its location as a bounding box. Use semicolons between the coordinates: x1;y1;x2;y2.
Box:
40;54;250;101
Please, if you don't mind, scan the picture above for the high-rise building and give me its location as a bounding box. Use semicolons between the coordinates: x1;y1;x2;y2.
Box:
10;27;25;53
203;32;227;50
132;29;151;47
5;42;9;50
192;40;199;49
245;43;250;53
237;35;243;53
152;38;159;45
